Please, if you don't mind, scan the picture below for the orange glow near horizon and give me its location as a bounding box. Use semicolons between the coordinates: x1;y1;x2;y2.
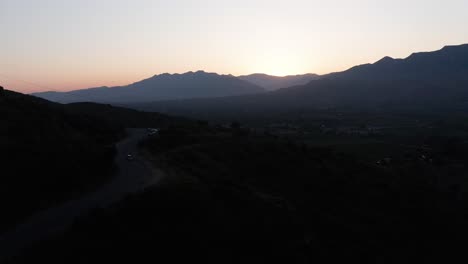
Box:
2;1;468;93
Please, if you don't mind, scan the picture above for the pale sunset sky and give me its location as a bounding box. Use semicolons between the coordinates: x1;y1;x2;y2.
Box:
1;0;468;93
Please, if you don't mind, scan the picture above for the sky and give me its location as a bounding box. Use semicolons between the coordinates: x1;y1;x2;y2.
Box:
1;0;468;93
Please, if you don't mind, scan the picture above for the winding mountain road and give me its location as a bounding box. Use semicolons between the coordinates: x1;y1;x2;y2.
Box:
0;129;164;261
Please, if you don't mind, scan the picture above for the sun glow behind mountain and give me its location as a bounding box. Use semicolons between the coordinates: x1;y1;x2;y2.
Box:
246;49;313;77
2;0;468;92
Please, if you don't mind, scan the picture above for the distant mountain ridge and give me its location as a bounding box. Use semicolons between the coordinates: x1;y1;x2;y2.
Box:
128;44;468;116
33;44;468;111
281;44;468;107
323;44;468;82
238;73;320;91
33;71;265;104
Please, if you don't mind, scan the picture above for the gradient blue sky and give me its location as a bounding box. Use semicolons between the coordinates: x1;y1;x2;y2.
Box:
2;0;468;93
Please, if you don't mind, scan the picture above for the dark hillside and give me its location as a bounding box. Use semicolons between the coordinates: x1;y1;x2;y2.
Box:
0;90;123;233
11;123;468;263
64;102;189;129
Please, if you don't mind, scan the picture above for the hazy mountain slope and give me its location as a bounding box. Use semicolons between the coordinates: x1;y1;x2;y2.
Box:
239;73;320;91
34;86;111;104
33;71;265;104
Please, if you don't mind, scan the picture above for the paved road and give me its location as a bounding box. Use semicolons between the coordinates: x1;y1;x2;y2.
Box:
0;129;164;261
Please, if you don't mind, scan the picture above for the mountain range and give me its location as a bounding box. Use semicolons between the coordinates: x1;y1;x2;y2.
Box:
323;44;468;82
275;44;468;107
32;44;468;115
33;71;265;104
127;44;468;117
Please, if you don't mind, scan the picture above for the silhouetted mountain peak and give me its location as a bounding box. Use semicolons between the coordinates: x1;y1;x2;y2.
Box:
147;71;225;81
406;43;468;60
441;43;468;51
157;73;171;77
33;71;264;103
375;56;395;65
323;43;468;81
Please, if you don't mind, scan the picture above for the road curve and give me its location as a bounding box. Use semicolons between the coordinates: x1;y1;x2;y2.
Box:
0;128;164;261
